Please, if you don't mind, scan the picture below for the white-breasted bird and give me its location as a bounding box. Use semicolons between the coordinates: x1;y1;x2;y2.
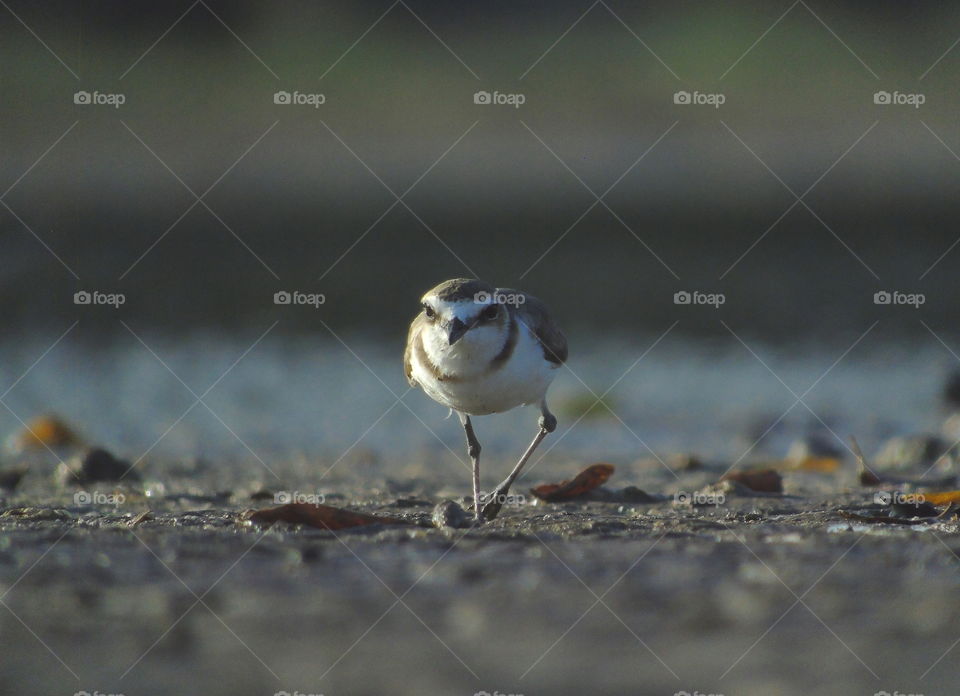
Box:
404;278;567;522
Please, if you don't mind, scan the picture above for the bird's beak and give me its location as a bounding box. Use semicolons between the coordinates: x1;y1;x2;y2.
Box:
445;317;468;345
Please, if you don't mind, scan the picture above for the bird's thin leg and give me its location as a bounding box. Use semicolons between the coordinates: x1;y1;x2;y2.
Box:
482;400;557;521
458;412;483;523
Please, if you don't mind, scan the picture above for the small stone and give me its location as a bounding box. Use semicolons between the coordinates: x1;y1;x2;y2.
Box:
0;467;26;491
620;486;657;503
61;447;139;485
431;500;475;529
889;501;939;519
875;434;949;470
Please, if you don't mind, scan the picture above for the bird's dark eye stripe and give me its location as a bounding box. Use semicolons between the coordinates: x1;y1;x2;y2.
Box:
482;304;499;319
423;304;435;318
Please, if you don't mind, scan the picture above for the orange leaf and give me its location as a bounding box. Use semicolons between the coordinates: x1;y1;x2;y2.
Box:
919;490;960;506
15;414;81;451
791;456;841;473
245;503;406;530
530;463;615;501
721;469;783;493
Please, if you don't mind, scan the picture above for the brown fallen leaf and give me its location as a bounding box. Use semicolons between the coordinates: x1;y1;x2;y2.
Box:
918;490;960;506
13;414;82;452
790;456;841;473
720;469;783;493
243;503;407;530
530;463;615;502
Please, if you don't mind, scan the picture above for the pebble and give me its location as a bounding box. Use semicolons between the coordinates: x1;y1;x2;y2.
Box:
431;500;475;529
60;447;139;485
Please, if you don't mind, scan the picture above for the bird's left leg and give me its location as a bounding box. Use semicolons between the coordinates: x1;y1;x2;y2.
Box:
482;399;557;521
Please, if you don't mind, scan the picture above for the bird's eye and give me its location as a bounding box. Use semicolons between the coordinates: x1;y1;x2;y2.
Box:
481;304;499;321
423;304;435;320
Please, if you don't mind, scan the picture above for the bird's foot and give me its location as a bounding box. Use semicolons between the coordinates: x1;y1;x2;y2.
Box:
480;487;509;521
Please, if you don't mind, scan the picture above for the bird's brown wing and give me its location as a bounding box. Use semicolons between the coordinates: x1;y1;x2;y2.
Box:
403;312;425;386
507;290;568;365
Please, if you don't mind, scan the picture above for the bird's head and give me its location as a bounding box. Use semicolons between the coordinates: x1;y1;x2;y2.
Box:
419;279;510;358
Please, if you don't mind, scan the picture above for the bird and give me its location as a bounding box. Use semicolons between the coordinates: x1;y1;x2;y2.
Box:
404;278;567;523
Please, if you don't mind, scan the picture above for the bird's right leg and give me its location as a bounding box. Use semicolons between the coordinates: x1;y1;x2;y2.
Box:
458;412;483;523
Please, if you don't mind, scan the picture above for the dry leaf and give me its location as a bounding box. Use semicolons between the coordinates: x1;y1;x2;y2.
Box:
791;456;841;473
720;469;783;493
918;490;960;506
14;415;81;451
530;463;615;501
244;503;406;530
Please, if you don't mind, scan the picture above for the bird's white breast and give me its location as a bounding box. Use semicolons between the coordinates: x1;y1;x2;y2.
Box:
411;319;559;416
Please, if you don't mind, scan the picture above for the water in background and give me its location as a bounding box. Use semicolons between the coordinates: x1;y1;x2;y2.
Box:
0;332;952;475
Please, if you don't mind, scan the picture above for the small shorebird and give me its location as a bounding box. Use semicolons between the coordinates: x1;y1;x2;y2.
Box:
404;278;567;522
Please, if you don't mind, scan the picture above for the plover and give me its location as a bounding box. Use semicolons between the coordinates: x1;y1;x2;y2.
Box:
404;278;567;522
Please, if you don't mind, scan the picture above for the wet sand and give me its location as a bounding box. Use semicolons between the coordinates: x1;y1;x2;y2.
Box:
1;453;957;696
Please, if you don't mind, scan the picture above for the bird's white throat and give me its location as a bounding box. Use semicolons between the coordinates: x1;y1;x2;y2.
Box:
422;299;510;378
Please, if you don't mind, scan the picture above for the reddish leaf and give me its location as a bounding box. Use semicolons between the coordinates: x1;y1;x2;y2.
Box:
531;463;615;502
244;503;406;530
721;469;783;493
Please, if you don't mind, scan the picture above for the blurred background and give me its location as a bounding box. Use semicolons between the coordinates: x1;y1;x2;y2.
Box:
3;0;960;465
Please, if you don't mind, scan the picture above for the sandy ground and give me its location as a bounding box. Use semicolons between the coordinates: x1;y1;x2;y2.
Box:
0;450;957;696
